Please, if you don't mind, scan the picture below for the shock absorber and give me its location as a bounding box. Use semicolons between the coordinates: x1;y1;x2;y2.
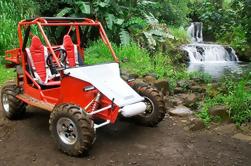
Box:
91;92;101;112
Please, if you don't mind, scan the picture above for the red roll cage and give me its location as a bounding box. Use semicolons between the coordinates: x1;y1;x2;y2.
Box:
4;17;120;107
6;17;119;66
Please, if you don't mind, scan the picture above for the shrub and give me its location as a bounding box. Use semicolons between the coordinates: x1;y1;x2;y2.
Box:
200;74;251;126
0;0;38;62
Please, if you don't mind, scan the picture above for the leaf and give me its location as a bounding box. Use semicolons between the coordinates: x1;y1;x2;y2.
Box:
144;13;159;25
76;1;90;14
114;18;124;25
97;0;110;8
143;31;156;49
119;29;130;45
105;13;115;30
138;0;156;6
56;7;72;17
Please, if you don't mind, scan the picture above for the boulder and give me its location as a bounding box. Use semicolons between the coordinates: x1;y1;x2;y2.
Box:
153;80;169;95
188;117;206;131
169;105;193;117
174;87;185;94
143;75;157;84
177;80;189;89
208;105;229;119
121;73;130;81
129;73;139;79
232;133;251;143
168;96;184;107
143;73;158;79
179;93;197;107
190;85;205;93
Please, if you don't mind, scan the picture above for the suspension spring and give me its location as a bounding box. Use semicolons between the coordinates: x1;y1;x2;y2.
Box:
91;92;101;112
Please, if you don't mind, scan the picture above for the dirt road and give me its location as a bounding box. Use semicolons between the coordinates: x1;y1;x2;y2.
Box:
0;106;251;166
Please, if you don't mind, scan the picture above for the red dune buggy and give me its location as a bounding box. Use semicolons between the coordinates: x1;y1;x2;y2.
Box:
1;17;166;156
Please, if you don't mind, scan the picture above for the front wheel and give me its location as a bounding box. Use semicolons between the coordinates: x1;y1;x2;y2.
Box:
132;84;166;127
1;84;26;119
49;104;95;156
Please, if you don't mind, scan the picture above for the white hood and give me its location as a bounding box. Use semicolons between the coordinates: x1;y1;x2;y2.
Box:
64;63;144;107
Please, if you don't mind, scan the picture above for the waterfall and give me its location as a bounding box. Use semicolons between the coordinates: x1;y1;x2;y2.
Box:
183;22;239;63
183;44;239;63
187;22;203;43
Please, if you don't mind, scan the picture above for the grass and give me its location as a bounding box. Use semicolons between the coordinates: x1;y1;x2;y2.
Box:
0;0;38;58
198;74;251;126
0;0;38;84
84;40;193;84
168;26;189;44
0;65;15;85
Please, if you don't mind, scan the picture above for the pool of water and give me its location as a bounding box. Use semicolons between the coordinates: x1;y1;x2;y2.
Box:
187;61;251;79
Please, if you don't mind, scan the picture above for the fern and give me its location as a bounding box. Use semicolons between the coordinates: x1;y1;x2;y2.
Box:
57;7;72;17
143;31;156;50
105;13;115;30
119;29;130;45
144;13;159;25
75;1;90;14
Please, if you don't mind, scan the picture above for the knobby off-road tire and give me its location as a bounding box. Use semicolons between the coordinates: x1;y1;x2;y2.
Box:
132;83;166;127
1;84;26;119
49;104;95;156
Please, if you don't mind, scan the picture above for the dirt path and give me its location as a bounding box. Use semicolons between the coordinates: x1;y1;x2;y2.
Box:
0;106;251;166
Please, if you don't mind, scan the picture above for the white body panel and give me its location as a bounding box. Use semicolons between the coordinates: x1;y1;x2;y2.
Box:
64;63;144;107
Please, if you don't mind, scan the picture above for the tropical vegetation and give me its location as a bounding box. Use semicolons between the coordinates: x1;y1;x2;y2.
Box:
0;0;251;125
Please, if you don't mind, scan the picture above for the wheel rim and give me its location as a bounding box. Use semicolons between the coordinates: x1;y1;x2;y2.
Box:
2;94;10;113
56;117;78;145
142;97;155;117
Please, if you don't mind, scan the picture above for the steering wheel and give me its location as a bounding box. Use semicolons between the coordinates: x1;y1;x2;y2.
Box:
46;48;67;72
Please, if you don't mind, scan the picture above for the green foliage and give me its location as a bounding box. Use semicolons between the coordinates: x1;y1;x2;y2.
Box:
189;72;212;83
84;40;114;64
156;0;190;26
224;80;251;125
201;74;251;126
197;108;212;126
217;25;248;52
189;0;250;58
0;66;15;85
168;26;189;44
119;29;131;46
36;0;190;52
0;0;38;61
84;40;189;82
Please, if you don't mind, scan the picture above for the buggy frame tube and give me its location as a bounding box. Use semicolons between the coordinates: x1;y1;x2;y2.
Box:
37;22;61;67
87;105;112;115
94;120;110;129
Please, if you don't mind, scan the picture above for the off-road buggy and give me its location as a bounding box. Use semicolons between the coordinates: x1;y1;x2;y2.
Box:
1;17;166;156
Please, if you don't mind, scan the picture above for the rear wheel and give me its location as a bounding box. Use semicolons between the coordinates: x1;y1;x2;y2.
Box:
49;104;95;156
132;83;166;127
1;84;26;119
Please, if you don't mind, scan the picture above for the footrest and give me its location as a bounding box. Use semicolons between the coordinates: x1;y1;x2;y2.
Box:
16;94;55;111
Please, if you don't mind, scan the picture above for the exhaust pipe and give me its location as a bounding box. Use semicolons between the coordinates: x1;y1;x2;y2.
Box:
120;102;146;117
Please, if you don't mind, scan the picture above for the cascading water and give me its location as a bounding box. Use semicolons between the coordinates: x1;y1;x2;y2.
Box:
183;44;239;63
183;22;239;63
187;22;203;43
182;22;241;79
